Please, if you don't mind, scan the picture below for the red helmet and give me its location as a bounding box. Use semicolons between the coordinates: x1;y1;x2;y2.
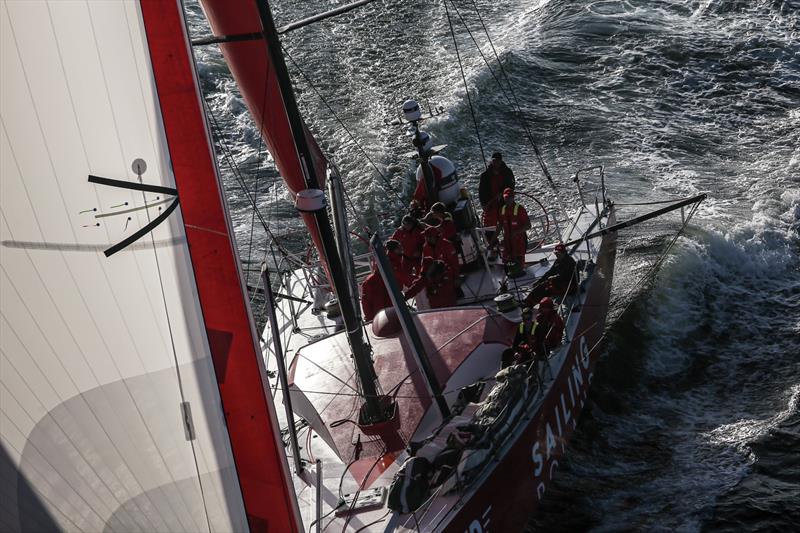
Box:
554;242;566;253
539;297;554;309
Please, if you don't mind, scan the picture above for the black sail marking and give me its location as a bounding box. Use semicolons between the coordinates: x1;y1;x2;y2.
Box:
88;175;176;196
102;198;179;257
88;175;179;257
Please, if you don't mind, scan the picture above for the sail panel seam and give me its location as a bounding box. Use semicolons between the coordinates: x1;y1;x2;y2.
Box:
2;7;196;524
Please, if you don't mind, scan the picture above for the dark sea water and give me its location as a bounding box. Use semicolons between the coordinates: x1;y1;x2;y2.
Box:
186;0;800;530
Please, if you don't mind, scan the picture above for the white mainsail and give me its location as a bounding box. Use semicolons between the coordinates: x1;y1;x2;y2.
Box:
1;2;249;531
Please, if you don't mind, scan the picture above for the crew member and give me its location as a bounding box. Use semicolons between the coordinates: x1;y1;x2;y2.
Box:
513;306;535;348
502;306;535;368
403;260;457;309
427;202;458;242
385;239;413;288
478;152;515;243
361;238;416;321
503;298;564;367
360;268;392;322
421;225;460;278
408;199;426;220
428;201;464;265
497;188;531;266
524;242;578;305
529;297;564;359
391;215;425;279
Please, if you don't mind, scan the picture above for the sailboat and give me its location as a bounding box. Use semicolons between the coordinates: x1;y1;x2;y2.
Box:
0;1;704;532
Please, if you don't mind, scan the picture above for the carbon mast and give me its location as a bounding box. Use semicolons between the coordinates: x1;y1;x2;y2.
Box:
403;100;438;207
253;1;388;424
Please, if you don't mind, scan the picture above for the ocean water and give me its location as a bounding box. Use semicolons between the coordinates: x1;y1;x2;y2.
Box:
186;0;800;530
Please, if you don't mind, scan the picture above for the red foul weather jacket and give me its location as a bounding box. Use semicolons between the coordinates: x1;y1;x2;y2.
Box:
360;270;392;322
498;201;530;261
388;252;413;288
404;272;457;309
421;238;460;278
391;225;425;278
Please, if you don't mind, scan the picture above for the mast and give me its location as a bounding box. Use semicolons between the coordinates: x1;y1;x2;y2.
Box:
141;2;303;529
416;134;438;207
253;1;385;424
328;166;361;320
404;100;438;207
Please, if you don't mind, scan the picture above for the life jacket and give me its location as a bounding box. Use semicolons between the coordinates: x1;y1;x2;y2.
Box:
515;320;536;347
500;203;521;217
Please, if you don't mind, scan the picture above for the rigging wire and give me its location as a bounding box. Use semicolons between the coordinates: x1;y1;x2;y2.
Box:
281;44;406;210
245;60;275;306
139;182;213;533
627;202;702;297
340;444;389;532
244;45;274;288
445;0;572;222
203;100;296;261
467;0;557;189
205;106;266;227
447;1;516;115
444;0;487;167
245;134;267;286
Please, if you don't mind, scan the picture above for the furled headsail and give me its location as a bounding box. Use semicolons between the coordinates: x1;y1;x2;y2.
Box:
1;1;298;531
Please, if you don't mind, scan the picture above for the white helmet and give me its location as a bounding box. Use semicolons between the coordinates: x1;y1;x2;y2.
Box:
416;155;456;183
416;156;460;204
402;99;421;122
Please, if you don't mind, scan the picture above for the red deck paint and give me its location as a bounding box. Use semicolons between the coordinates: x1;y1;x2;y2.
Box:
290;309;516;477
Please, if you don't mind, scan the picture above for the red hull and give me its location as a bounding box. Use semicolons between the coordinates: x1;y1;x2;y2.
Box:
443;224;618;532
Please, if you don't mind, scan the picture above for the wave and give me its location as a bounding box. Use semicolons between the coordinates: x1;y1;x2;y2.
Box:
184;1;800;529
532;160;799;530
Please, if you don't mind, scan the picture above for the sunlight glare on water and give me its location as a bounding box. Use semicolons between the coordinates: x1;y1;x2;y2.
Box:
186;0;800;529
